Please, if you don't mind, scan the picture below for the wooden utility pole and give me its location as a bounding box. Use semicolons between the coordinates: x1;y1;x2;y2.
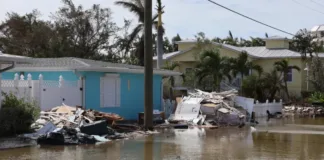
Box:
144;0;153;130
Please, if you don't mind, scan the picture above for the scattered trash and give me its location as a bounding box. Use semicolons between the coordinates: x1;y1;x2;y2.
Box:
37;126;97;145
80;120;112;136
21;103;148;146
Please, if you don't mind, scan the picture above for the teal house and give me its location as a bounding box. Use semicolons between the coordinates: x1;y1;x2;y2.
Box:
2;58;180;120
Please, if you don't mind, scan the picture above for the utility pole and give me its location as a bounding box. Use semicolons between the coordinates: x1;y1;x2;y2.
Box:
144;0;153;130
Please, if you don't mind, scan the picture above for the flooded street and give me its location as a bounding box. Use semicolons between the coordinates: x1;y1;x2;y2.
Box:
2;118;324;160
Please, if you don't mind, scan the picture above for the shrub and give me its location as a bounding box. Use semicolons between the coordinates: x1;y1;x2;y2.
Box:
308;92;324;103
0;92;40;137
301;91;314;99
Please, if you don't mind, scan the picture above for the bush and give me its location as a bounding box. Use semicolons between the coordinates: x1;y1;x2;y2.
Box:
308;92;324;103
0;92;40;137
301;91;314;99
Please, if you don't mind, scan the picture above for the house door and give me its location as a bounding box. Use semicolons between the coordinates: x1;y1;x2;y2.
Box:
103;77;117;107
100;74;120;108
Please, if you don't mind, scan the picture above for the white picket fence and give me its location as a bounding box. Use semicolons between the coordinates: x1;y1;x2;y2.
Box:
0;73;82;111
253;100;283;117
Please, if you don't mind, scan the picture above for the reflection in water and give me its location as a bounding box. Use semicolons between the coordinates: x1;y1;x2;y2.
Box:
144;136;153;160
1;118;324;160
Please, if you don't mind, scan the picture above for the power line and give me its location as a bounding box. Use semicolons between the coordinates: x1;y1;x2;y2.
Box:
292;0;324;15
310;0;324;8
206;0;294;36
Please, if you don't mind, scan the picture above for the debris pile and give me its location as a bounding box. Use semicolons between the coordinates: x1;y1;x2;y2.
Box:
283;105;324;117
23;104;156;145
164;89;247;128
32;105;123;130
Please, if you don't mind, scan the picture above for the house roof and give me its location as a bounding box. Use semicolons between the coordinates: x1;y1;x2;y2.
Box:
9;57;181;76
152;49;193;60
0;51;32;63
241;47;303;58
153;40;324;60
311;25;324;32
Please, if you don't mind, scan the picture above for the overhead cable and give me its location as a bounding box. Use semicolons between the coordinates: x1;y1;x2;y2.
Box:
206;0;294;36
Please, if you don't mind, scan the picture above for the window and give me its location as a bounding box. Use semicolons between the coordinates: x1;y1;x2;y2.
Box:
287;68;292;82
100;74;121;107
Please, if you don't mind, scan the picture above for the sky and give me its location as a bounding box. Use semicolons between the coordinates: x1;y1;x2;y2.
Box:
0;0;323;40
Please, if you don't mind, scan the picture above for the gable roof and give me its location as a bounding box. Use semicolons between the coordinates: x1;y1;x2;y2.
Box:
9;57;180;76
152;49;193;60
0;51;32;63
153;40;324;60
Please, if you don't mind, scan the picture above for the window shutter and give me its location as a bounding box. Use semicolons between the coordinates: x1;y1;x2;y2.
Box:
115;78;121;107
100;77;104;107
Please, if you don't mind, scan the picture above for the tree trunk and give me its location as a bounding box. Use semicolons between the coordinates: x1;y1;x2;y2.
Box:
156;26;164;69
285;81;290;101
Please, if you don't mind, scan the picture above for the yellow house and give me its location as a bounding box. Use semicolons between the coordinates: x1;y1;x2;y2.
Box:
153;36;318;96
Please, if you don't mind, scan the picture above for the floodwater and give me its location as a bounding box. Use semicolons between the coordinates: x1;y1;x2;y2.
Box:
2;118;324;160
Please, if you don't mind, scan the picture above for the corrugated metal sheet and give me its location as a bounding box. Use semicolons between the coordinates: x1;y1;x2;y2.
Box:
242;47;301;58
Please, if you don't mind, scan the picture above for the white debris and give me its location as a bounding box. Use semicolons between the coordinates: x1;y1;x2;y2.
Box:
170;89;247;126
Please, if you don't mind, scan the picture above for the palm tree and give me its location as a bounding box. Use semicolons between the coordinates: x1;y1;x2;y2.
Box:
223;30;239;46
262;69;285;101
162;61;183;87
274;59;300;99
250;37;265;46
115;0;159;66
242;70;283;102
265;33;269;38
162;61;184;99
156;0;164;69
230;51;263;93
291;28;323;59
195;49;232;91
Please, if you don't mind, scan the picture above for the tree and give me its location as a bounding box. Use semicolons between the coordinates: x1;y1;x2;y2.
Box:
262;69;285;101
309;55;324;92
250;37;265;46
171;34;181;51
229;51;263;93
0;0;121;62
0;10;55;57
242;69;283;102
53;0;118;59
155;0;164;69
195;48;232;91
163;37;174;53
291;28;322;59
115;0;159;66
162;61;184;99
162;61;181;87
274;59;300;99
223;30;239;46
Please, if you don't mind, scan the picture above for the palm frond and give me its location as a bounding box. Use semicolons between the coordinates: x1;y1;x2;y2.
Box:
289;65;301;72
115;1;144;22
124;23;143;53
252;64;263;76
